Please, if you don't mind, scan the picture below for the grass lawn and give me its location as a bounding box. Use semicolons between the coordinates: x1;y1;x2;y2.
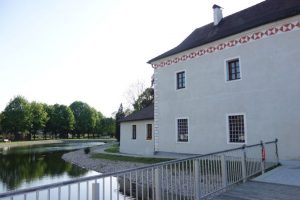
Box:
104;144;120;153
91;153;173;164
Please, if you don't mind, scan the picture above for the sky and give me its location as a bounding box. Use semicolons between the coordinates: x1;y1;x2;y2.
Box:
0;0;264;117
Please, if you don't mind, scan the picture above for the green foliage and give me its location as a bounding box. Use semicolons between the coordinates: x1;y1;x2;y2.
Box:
99;117;116;137
50;104;75;138
84;147;90;154
92;153;173;164
0;96;112;140
0;113;3;133
133;87;154;111
93;111;104;138
96;111;104;119
43;104;55;136
115;104;125;142
1;96;32;139
104;144;119;153
69;101;97;138
30;102;49;139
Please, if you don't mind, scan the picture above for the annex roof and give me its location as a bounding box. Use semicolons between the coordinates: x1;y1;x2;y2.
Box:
119;104;154;123
148;0;300;64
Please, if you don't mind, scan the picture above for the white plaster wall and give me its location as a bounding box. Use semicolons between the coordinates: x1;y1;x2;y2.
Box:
120;120;154;155
154;20;300;159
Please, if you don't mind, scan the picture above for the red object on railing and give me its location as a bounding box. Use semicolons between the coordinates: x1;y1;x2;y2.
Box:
262;146;266;161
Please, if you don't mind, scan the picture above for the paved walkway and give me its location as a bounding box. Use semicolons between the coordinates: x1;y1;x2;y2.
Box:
214;160;300;199
93;143;197;159
214;181;300;200
254;160;300;186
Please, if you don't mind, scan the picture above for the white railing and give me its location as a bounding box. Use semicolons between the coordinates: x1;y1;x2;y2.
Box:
0;139;279;200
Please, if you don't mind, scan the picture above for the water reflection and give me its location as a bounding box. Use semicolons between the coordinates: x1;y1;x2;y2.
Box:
0;143;102;192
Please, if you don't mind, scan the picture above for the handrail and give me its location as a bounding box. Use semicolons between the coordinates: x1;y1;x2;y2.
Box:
0;139;278;198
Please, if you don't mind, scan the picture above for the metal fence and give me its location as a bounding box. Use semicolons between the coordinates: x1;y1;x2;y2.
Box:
0;139;279;200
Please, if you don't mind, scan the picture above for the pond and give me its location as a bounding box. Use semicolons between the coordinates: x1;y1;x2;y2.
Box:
0;142;102;193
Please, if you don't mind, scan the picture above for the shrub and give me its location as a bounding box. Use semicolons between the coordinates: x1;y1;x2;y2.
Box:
84;147;90;154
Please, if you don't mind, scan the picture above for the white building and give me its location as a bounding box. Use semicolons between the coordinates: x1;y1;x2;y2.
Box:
121;0;300;159
119;104;154;155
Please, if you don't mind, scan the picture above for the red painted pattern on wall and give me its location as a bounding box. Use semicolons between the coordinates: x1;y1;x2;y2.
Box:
152;21;300;69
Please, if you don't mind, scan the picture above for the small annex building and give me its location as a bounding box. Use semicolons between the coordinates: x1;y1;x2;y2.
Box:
119;104;154;155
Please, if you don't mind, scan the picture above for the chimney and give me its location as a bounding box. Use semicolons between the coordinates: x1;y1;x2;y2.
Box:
213;4;223;26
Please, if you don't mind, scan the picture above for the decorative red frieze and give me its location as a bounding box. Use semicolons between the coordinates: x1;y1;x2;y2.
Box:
152;20;300;69
217;43;226;50
251;32;264;40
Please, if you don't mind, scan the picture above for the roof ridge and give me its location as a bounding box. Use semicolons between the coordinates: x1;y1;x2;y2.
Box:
148;0;300;64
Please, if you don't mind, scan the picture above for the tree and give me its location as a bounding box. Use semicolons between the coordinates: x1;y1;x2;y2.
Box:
90;108;100;138
69;101;97;138
94;112;104;138
51;104;75;138
0;113;3;137
133;87;154;111
115;104;125;142
30;102;49;140
1;96;32;140
100;117;116;138
124;80;145;110
44;104;55;139
124;108;132;116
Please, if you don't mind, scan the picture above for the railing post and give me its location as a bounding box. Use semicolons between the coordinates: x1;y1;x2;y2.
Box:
154;168;161;200
241;145;247;183
220;154;227;188
275;138;279;165
92;183;100;200
194;159;201;200
261;141;265;174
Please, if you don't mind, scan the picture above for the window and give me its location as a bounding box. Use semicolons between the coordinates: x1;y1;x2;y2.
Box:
228;115;245;143
177;118;188;142
176;71;185;89
132;125;136;140
227;59;240;81
146;124;152;140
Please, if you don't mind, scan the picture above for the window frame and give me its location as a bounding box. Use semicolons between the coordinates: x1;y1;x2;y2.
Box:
176;71;186;90
146;124;152;140
176;117;189;143
226;113;247;144
132;125;136;140
224;57;242;82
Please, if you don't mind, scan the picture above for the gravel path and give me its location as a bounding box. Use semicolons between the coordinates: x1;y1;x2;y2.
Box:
62;144;148;173
62;144;223;198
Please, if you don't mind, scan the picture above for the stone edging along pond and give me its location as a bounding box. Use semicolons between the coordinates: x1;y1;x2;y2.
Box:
0;140;64;148
0;138;116;148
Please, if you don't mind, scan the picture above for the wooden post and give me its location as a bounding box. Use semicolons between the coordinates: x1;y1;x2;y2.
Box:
221;154;227;188
194;159;201;200
241;145;247;183
154;168;161;200
92;183;100;200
